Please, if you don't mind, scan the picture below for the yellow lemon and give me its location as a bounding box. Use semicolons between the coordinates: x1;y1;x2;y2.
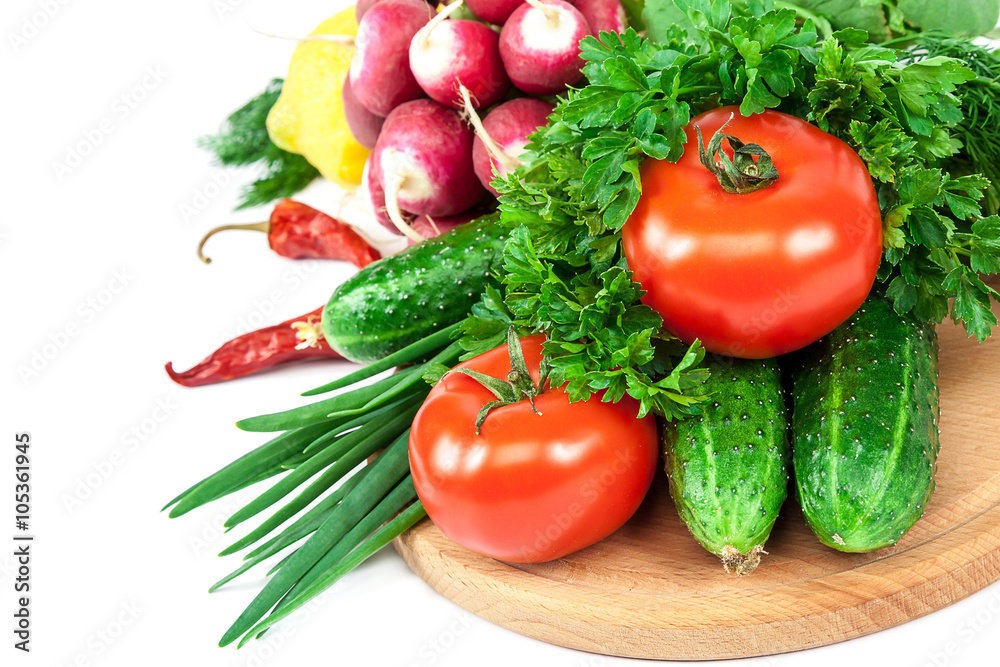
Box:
267;8;368;187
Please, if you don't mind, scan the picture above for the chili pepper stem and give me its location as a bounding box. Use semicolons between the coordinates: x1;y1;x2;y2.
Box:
197;221;271;264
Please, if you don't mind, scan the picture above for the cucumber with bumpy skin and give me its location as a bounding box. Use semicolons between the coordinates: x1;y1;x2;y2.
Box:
322;214;504;364
663;357;789;575
791;293;939;552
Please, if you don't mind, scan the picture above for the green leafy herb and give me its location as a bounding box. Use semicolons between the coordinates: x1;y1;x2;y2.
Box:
775;0;891;41
726;0;998;41
896;0;1000;37
909;32;1000;213
198;79;319;210
463;0;1000;422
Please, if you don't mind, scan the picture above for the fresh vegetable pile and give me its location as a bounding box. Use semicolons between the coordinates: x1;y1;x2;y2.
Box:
168;0;1000;649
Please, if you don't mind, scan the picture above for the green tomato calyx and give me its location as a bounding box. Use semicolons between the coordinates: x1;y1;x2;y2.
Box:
443;327;550;435
696;113;779;195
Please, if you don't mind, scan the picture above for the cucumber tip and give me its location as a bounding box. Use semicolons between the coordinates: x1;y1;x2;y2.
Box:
719;544;765;576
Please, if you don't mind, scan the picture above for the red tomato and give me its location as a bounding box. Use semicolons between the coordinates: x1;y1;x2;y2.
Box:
622;106;882;359
409;335;658;563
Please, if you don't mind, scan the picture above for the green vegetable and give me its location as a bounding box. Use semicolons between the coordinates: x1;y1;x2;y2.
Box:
910;32;1000;213
896;0;999;37
463;0;1000;421
643;0;890;43
198;79;319;210
662;0;1000;41
322;213;506;364
790;293;939;552
168;215;511;643
798;0;891;40
663;357;789;574
621;0;647;30
165;325;459;647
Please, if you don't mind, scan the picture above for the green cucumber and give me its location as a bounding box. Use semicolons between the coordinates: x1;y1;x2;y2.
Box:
663;357;789;575
322;214;505;364
791;293;939;553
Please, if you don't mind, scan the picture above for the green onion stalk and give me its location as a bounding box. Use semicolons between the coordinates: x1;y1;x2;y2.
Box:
164;324;462;647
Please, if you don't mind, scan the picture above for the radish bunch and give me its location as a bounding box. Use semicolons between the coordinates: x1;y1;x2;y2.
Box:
345;0;628;239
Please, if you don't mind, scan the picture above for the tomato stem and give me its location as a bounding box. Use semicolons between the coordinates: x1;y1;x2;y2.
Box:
695;113;779;195
443;327;549;434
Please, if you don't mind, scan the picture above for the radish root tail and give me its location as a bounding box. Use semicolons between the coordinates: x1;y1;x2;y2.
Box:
415;0;465;50
245;19;357;46
382;172;428;243
525;0;560;25
459;84;522;176
425;215;442;235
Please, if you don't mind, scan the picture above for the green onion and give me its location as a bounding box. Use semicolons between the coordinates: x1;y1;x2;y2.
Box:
238;502;427;647
166;325;455;648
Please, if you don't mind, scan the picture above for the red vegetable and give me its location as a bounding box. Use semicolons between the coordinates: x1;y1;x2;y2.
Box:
372;99;486;241
341;74;385;150
408;1;511;110
622;106;882;359
568;0;626;35
469;95;554;197
197;199;381;268
165;306;340;387
350;0;434;117
408;332;658;563
465;0;525;25
499;0;590;95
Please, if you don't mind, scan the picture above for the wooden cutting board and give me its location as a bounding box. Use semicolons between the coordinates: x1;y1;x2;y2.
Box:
394;310;1000;660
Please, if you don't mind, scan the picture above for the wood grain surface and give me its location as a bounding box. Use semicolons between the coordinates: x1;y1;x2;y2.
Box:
394;309;1000;660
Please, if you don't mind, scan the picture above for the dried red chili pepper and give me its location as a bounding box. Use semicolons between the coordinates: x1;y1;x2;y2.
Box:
165;306;340;387
197;199;381;268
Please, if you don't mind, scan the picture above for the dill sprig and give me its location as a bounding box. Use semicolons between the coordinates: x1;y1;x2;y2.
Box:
911;32;1000;213
197;79;319;210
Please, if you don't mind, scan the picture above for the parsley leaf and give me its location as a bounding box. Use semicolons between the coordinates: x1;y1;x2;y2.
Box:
911;33;1000;213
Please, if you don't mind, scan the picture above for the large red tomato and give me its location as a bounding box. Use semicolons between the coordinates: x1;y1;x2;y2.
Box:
409;335;658;563
622;106;882;359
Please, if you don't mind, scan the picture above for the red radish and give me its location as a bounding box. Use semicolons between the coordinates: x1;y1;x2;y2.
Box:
499;0;591;95
367;157;481;238
569;0;626;35
409;0;510;110
373;99;486;241
464;0;525;25
342;75;385;150
349;0;435;117
406;209;482;244
355;0;384;20
356;0;438;21
362;156;397;233
465;91;554;196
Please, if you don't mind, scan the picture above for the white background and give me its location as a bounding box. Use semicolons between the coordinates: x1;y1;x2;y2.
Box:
3;0;1000;665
